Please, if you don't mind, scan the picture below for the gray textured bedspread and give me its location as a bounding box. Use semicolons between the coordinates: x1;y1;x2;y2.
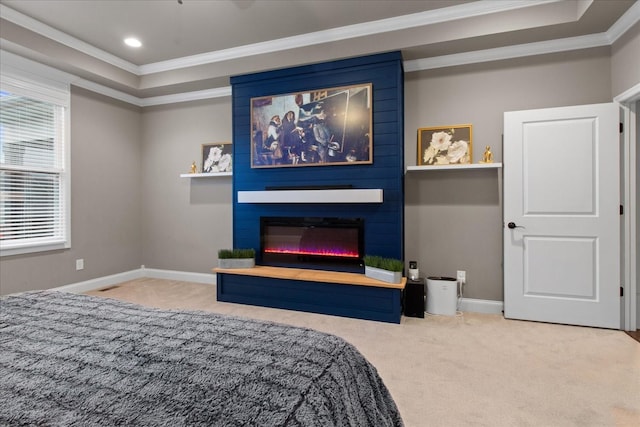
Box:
0;291;403;426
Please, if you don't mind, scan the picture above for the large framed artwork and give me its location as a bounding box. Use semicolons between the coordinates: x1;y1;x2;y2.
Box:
417;124;473;166
250;83;373;168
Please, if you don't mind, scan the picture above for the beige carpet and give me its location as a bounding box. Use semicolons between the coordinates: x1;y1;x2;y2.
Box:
86;278;640;427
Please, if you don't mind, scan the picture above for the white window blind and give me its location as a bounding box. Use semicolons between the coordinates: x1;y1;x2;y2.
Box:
1;73;70;256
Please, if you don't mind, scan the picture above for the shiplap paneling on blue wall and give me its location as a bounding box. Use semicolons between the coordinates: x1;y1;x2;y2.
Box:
230;51;405;268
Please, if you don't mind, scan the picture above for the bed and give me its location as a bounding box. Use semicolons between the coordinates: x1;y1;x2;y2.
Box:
0;291;403;426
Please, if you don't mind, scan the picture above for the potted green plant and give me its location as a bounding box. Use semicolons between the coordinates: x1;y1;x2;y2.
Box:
363;255;404;284
217;248;256;269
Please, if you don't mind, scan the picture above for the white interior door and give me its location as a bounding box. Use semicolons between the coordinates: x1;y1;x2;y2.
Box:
504;103;620;329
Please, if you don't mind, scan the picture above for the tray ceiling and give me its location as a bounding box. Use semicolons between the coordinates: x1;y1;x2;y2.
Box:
0;0;637;104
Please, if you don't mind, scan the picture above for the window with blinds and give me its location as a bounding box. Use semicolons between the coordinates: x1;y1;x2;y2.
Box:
1;73;70;256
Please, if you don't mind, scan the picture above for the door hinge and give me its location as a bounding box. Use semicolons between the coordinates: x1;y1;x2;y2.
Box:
620;205;624;215
620;122;624;133
620;286;624;297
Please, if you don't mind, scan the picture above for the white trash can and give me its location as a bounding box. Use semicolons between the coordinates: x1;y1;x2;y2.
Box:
426;277;458;316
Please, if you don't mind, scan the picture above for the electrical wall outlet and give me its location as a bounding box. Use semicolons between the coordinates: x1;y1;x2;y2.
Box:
457;270;466;283
76;259;84;271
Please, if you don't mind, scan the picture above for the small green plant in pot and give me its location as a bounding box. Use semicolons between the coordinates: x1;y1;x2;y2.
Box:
363;255;403;284
217;248;255;269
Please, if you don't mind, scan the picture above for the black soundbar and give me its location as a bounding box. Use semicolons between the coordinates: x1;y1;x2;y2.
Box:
264;184;354;191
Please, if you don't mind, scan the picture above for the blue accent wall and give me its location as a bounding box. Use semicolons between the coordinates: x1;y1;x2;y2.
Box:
230;52;404;266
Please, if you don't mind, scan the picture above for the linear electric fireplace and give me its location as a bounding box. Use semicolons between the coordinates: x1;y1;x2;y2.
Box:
260;217;364;272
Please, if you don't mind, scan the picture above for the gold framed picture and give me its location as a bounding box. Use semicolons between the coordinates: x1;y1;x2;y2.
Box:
201;142;233;173
417;124;472;166
250;83;373;168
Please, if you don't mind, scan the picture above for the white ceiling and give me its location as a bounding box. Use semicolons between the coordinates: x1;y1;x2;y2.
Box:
3;0;479;65
0;0;638;104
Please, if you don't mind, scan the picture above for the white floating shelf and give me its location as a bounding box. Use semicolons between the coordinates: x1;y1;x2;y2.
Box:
180;172;232;178
406;163;502;172
237;189;383;204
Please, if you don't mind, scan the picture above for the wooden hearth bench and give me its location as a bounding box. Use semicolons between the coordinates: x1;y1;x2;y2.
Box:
214;265;406;323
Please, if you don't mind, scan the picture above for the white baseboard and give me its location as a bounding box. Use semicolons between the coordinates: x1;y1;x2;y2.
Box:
57;270;503;315
459;297;503;314
55;268;216;293
54;269;145;293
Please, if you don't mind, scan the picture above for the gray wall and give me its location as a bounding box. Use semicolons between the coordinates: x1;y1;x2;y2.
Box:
403;48;612;301
140;98;233;274
0;87;143;295
611;21;640;99
1;45;634;303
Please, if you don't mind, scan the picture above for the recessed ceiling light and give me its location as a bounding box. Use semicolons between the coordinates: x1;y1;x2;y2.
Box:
124;37;142;48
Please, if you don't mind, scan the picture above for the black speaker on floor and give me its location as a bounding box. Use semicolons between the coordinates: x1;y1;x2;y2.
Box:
403;278;425;318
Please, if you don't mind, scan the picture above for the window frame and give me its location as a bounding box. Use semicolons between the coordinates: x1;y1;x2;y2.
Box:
0;70;71;257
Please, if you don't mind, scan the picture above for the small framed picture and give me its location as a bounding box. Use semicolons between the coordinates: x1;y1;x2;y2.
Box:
201;142;233;173
417;124;472;166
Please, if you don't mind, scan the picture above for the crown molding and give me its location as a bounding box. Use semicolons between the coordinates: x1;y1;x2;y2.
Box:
0;4;140;75
2;0;637;107
0;27;621;109
403;33;610;72
139;0;560;75
607;0;640;43
72;78;144;106
1;1;561;77
0;49;144;106
1;48;75;87
57;78;233;108
403;0;639;72
139;86;232;107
